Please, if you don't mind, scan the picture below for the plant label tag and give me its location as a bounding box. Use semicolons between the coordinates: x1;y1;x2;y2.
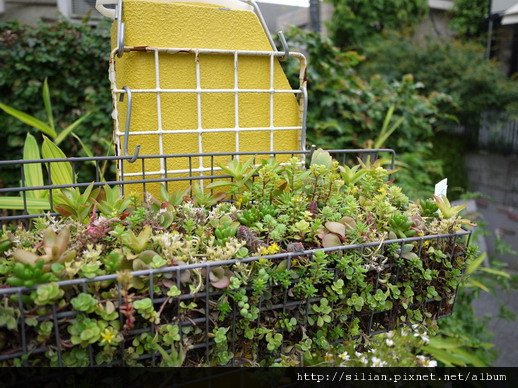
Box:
434;178;448;197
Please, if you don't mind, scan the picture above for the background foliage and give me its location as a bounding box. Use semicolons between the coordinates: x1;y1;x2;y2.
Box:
326;0;428;48
284;30;452;198
0;20;112;186
450;0;489;40
360;33;518;132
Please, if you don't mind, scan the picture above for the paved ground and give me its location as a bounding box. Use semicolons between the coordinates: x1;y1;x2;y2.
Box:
472;288;518;366
471;200;518;367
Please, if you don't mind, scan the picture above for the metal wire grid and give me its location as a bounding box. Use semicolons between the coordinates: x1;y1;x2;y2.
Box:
0;148;395;224
109;46;307;188
0;229;471;366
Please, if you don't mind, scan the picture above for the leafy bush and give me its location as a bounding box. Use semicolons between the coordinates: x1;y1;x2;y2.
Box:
283;30;453;198
450;0;488;40
0;20;112;186
360;33;518;131
326;0;428;49
0;151;473;366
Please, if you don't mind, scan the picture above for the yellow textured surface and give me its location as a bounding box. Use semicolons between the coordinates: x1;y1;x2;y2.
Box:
111;0;301;195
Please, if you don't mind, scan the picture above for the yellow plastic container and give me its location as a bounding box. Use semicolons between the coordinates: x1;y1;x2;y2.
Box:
108;0;305;196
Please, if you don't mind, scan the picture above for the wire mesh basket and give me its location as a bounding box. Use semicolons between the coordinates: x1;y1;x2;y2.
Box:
0;149;471;366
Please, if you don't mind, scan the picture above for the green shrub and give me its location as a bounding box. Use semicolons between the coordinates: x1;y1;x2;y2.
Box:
450;0;489;40
326;0;428;49
360;33;518;130
284;30;453;198
0;20;112;186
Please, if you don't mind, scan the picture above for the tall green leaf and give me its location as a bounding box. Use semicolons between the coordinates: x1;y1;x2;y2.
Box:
22;133;45;200
41;136;74;185
0;102;57;138
0;197;50;210
54;112;92;145
373;105;405;149
42;78;55;134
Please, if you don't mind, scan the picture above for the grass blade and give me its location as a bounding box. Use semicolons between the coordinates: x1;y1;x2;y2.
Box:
54;112;91;145
42;78;55;133
22;134;46;206
0;102;57;138
41;136;74;185
0;197;50;210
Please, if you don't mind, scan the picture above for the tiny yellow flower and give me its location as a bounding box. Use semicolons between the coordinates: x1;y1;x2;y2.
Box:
267;243;281;255
100;328;116;345
258;243;281;256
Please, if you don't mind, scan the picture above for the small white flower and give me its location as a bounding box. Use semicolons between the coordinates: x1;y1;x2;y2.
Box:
416;355;436;367
371;356;386;367
386;331;394;339
421;334;430;344
338;351;350;361
385;339;394;347
355;351;362;357
360;356;368;364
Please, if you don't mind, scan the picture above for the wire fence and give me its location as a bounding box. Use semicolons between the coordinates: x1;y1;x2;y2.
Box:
0;148;395;224
479;111;518;154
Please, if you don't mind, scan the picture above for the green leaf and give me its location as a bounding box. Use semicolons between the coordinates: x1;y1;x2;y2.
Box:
374;115;404;148
41;136;74;185
0;197;50;210
71;133;93;158
466;253;486;275
42;78;55;133
465;278;490;292
55;112;91;145
451;348;487;367
427;336;463;350
310;148;333;168
206;180;234;190
478;267;511;278
423;346;466;367
0;102;57;138
22;133;45;202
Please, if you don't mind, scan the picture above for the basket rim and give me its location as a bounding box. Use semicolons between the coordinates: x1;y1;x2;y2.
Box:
0;228;471;296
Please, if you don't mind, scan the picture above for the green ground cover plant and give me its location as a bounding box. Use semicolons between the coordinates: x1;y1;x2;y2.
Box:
0;150;473;366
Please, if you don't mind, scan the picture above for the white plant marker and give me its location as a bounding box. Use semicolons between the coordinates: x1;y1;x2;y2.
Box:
434;178;448;197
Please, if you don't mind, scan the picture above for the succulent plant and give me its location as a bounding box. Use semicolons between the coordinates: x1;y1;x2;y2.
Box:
318;216;356;248
67;315;103;347
236;225;266;253
434;195;466;219
212;215;239;245
388;214;416;239
71;293;98;313
94;185;132;219
33;282;64;306
133;298;159;324
12;226;76;272
0;233;12;254
0;299;20;331
6;261;56;288
120;225;152;253
53;183;99;224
